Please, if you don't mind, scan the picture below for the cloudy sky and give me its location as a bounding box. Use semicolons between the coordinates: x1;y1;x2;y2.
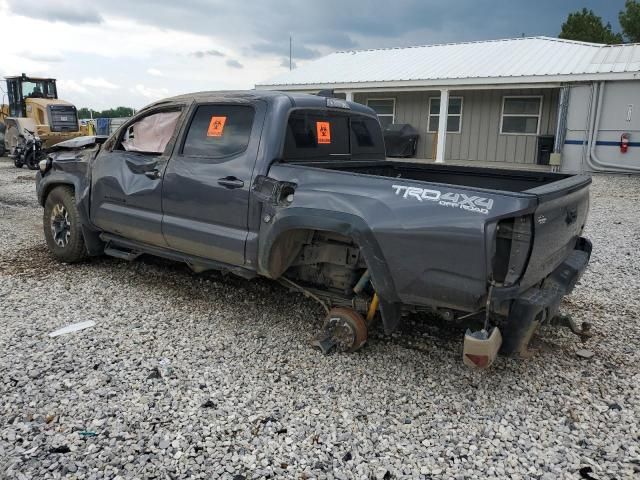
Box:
0;0;624;110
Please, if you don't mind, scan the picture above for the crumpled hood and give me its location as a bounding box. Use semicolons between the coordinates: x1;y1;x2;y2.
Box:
47;135;109;152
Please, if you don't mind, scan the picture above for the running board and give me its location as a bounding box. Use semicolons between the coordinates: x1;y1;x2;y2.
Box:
99;233;257;279
104;246;141;261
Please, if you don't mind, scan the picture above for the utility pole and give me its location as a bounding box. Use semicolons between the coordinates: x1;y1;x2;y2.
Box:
289;36;293;70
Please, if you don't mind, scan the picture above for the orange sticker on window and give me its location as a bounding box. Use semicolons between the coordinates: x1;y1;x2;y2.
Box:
207;116;227;137
316;121;331;144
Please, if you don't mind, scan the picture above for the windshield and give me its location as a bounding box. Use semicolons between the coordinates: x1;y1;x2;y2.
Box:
283;109;386;161
22;79;57;99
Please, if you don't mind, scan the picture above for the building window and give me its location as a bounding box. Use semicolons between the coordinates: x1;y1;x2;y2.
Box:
366;98;395;128
500;96;542;135
427;97;463;133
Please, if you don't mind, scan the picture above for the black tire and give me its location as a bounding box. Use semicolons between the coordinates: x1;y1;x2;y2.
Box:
25;151;38;170
43;186;87;263
14;158;24;168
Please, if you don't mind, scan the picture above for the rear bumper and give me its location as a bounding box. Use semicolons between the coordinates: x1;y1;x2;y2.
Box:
499;237;592;355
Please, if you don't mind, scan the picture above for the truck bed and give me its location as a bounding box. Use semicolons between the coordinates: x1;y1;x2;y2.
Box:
297;160;572;193
273;158;590;309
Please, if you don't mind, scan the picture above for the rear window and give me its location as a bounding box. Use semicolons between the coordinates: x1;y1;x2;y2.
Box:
182;105;255;157
283;110;385;161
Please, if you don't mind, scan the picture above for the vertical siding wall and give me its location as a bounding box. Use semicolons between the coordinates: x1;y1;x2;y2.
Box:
562;80;640;173
355;89;559;164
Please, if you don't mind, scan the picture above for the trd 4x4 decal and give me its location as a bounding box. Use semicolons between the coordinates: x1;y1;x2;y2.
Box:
392;185;494;215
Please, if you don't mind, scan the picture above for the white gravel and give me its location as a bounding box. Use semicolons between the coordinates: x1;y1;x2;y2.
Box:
0;157;639;479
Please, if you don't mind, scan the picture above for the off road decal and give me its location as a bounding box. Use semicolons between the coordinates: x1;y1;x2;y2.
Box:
316;121;331;144
207;116;227;137
392;185;494;215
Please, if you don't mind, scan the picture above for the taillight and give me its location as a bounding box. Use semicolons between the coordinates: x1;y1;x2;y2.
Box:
464;354;489;368
492;215;532;286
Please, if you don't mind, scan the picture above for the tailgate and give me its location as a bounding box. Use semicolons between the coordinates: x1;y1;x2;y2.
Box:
520;175;591;290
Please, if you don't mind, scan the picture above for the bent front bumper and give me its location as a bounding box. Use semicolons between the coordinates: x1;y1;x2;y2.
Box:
499;237;592;355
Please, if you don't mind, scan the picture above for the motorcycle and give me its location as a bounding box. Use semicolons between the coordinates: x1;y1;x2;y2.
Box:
11;128;43;170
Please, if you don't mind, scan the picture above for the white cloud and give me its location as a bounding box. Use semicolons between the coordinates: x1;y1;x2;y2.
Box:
6;0;103;24
133;84;169;100
82;77;119;89
0;1;289;109
57;79;87;94
0;54;50;77
226;59;243;69
19;50;65;63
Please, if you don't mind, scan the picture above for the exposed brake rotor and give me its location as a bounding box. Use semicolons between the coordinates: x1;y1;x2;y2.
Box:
312;307;368;354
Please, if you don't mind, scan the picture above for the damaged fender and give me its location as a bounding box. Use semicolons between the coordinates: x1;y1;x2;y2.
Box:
256;206;403;334
36;137;105;255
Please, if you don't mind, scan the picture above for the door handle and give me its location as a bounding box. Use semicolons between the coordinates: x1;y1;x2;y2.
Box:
217;176;244;189
144;169;161;180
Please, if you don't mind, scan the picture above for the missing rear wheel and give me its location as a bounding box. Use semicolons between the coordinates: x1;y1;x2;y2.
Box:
312;307;368;354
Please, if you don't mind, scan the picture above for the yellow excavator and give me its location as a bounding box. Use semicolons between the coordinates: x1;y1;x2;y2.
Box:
1;74;87;168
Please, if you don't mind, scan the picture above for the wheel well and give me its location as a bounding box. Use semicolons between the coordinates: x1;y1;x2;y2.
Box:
267;229;314;278
268;229;368;297
41;182;74;206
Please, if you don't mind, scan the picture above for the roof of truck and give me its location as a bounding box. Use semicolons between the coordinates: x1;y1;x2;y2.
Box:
150;90;332;103
143;90;376;115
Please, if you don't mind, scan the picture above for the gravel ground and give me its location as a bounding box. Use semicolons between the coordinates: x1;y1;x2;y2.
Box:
0;157;638;480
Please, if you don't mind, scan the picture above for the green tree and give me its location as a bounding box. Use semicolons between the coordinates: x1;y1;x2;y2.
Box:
619;0;640;42
77;106;135;119
77;107;92;120
559;8;624;44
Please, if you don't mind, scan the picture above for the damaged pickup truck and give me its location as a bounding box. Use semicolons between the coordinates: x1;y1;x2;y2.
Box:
36;91;592;366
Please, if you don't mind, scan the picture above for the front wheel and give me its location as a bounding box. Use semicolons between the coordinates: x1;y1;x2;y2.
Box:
43;186;87;263
23;149;39;170
13;157;24;168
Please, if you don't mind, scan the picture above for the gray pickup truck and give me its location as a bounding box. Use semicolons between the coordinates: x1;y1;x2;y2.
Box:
36;91;592;364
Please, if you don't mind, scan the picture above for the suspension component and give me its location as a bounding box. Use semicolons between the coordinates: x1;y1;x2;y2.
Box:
311;307;368;354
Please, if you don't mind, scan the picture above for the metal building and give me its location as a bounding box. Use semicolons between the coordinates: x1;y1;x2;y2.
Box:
256;36;640;173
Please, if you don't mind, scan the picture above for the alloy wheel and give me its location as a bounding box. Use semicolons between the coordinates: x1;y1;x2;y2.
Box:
51;204;71;247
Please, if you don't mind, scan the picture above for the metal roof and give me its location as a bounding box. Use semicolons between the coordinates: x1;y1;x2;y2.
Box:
257;37;640;90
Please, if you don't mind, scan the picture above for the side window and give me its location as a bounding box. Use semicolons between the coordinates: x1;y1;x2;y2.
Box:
182;105;255;157
366;99;395;129
500;96;542;135
427;97;463;133
119;110;182;154
350;116;385;157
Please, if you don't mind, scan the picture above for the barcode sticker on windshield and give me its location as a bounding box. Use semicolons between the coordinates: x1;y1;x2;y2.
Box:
316;121;331;144
207;116;227;137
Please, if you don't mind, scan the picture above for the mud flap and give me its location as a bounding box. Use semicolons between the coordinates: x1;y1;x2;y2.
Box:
81;225;105;256
379;299;402;335
500;289;552;356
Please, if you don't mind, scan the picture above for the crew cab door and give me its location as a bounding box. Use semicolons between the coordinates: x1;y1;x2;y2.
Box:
90;106;185;246
161;101;265;266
